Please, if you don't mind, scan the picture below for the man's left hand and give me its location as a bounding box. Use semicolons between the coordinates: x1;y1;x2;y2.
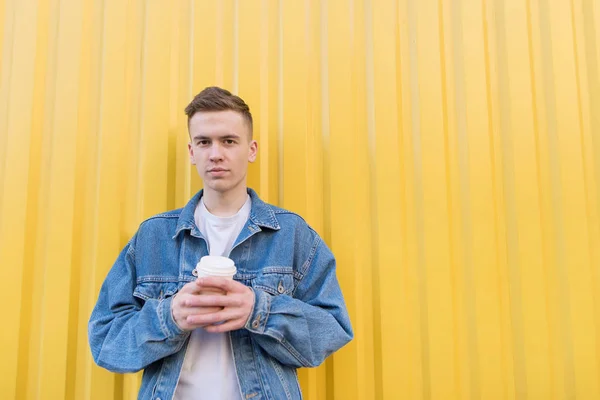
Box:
185;277;255;333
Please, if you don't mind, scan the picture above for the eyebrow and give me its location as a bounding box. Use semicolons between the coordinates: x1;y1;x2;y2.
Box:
192;134;241;141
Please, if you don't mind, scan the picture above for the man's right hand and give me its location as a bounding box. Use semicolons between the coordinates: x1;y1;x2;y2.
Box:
171;280;224;331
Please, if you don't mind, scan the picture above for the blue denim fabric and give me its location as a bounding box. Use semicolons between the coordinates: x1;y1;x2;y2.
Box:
88;188;353;400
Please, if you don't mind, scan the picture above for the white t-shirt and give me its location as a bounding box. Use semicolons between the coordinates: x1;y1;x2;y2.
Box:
173;195;252;400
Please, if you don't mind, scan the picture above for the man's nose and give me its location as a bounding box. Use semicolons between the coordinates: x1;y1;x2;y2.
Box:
209;144;224;160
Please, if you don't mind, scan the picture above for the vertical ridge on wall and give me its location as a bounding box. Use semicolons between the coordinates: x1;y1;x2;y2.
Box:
1;0;600;399
326;1;358;399
533;0;575;398
574;1;600;398
483;0;517;397
1;0;38;398
72;0;99;397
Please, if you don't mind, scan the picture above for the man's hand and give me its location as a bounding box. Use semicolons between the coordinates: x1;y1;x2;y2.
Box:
171;280;223;331
184;277;256;333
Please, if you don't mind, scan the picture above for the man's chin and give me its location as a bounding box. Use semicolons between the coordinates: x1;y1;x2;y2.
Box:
204;181;235;194
202;176;246;194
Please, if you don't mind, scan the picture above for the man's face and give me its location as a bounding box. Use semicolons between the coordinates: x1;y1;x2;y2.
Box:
188;110;257;195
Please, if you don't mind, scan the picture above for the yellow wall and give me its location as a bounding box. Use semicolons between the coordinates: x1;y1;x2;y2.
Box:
1;0;600;399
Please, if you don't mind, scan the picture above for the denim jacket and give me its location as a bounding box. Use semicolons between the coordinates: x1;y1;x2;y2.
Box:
88;188;353;400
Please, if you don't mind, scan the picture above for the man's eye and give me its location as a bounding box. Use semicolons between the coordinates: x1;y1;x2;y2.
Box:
198;140;210;146
224;139;235;145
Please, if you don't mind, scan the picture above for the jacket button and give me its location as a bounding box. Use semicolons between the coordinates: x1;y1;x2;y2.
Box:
192;269;198;277
277;281;285;294
252;315;261;329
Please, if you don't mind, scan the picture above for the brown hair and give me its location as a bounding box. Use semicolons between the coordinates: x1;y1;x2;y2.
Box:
185;86;253;137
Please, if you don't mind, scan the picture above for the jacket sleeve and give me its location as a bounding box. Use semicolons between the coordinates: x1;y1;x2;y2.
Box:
88;233;190;373
244;234;353;368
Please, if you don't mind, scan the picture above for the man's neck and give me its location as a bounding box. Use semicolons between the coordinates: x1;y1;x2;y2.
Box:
202;186;248;217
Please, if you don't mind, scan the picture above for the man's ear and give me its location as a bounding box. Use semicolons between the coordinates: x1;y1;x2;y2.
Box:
188;143;196;165
248;140;258;162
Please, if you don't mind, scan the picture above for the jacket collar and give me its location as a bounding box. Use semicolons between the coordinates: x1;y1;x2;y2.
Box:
172;188;280;239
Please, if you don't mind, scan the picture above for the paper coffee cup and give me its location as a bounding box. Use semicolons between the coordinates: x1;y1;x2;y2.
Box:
193;256;236;319
196;256;237;279
193;256;237;312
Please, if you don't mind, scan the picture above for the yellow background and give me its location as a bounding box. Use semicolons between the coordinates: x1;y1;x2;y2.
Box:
1;0;600;399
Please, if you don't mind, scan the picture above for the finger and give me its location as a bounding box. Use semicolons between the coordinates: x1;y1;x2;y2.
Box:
198;277;251;294
186;309;243;326
173;293;199;309
180;306;216;316
204;319;244;333
196;277;235;292
184;294;242;308
178;280;203;294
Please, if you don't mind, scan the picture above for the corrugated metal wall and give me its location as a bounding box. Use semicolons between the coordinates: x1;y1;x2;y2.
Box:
1;0;600;399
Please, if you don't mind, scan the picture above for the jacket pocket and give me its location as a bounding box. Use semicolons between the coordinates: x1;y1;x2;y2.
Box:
250;267;295;296
133;281;179;301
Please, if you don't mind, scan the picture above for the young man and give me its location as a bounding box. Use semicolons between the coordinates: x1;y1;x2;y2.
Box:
88;87;353;400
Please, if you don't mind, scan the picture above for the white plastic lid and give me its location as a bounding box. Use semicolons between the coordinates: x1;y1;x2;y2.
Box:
196;256;236;277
